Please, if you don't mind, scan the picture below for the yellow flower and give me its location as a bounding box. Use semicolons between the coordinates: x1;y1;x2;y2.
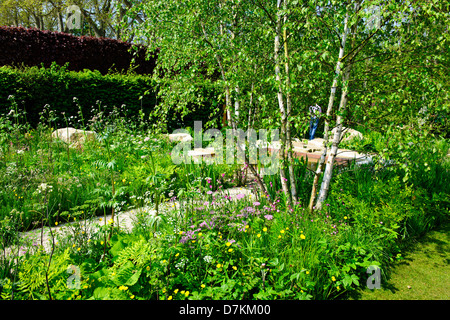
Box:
174;289;179;294
263;227;267;232
344;216;348;220
226;242;231;247
175;253;179;257
168;296;173;300
232;266;237;271
245;225;249;229
286;227;289;230
198;232;202;237
280;229;285;234
228;248;233;253
99;218;103;221
331;276;336;282
146;266;150;271
162;260;167;263
306;271;310;275
55;222;58;226
72;244;76;248
257;233;261;238
300;234;306;240
192;240;196;243
337;286;340;291
216;263;222;268
185;291;189;297
130;295;135;299
180;290;185;294
162;289;166;293
77;247;81;251
278;235;282;239
119;285;128;291
179;231;183;235
201;284;206;289
100;241;104;245
108;218;113;225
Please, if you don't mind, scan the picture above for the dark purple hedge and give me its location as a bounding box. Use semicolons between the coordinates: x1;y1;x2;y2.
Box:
0;26;157;75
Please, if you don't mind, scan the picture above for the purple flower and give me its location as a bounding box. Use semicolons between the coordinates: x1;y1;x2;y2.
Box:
264;214;273;220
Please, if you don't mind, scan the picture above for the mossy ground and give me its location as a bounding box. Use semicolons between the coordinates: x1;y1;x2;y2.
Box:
352;221;449;300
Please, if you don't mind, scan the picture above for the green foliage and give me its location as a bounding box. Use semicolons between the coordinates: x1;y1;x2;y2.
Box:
0;63;157;128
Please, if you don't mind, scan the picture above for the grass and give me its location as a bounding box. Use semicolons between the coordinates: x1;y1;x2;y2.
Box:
353;220;450;300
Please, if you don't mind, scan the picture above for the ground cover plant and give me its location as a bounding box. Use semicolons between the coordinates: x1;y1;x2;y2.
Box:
0;96;448;300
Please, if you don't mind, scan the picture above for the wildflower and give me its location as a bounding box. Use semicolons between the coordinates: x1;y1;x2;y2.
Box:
253;201;261;206
300;234;306;240
216;263;222;268
175;253;180;257
130;295;135;299
180;290;185;294
201;284;206;289
168;296;173;300
306;271;310;275
198;232;202;237
207;191;213;195
226;242;232;247
119;285;128;291
280;229;285;234
232;266;237;271
108;219;113;224
162;289;166;293
263;227;267;232
264;214;273;220
185;291;189;297
174;289;179;294
100;241;104;245
146;266;150;271
236;193;245;200
179;231;184;235
55;222;58;226
331;276;336;282
278;235;282;239
257;233;261;238
344;216;348;220
77;247;81;251
99;218;103;221
228;248;233;253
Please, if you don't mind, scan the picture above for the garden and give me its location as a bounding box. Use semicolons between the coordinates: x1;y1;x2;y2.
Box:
0;0;449;301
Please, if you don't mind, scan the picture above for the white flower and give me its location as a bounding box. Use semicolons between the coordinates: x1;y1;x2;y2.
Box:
203;255;213;263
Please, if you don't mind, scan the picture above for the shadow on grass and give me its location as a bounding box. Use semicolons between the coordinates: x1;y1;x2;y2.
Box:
346;219;449;300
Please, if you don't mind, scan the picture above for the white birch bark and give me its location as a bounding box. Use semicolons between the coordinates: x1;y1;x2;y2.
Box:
274;0;291;205
308;11;349;211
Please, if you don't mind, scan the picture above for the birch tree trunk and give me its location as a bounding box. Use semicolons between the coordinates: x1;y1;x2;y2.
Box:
274;0;291;206
315;66;351;210
283;10;297;204
308;12;349;211
315;3;361;211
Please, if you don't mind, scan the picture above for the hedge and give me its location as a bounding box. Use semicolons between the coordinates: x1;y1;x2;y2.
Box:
0;64;221;131
0;26;156;75
0;63;157;127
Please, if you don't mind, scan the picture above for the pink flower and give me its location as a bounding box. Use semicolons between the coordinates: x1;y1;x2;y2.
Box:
253;201;260;206
236;193;245;200
207;191;213;194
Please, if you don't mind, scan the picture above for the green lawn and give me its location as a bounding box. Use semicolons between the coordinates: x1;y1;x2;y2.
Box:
353;221;450;300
